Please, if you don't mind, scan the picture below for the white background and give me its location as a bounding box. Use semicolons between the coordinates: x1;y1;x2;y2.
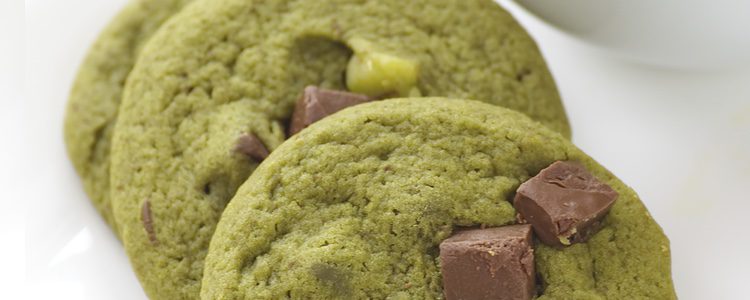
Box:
7;0;750;299
2;1;27;299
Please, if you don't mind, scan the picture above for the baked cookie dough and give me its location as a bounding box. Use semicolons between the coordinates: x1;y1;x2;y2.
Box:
202;98;675;299
63;0;193;230
110;0;570;298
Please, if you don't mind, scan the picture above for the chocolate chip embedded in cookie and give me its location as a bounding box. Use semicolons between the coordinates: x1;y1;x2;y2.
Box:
141;200;158;245
288;86;371;136
440;225;535;300
235;133;270;162
513;161;618;247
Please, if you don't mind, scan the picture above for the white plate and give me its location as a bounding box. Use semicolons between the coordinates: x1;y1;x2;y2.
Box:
20;0;750;299
24;1;147;299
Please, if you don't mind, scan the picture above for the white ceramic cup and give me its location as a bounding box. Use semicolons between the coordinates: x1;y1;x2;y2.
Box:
513;0;750;70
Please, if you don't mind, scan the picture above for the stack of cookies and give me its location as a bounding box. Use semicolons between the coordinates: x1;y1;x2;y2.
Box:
64;0;676;299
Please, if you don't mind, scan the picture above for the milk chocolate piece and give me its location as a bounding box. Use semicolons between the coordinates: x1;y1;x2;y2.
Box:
439;225;535;300
141;200;158;245
288;86;370;135
513;161;618;248
235;133;269;162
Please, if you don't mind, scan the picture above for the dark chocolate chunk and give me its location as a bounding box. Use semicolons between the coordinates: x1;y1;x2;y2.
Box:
288;86;370;135
141;200;158;245
513;161;618;248
439;225;535;300
235;133;269;162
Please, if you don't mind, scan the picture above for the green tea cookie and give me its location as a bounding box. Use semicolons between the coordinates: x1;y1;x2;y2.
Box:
64;0;193;230
110;0;570;298
202;98;675;299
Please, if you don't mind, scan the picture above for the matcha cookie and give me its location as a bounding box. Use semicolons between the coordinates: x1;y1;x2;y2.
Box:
202;98;675;299
64;0;193;230
110;0;570;298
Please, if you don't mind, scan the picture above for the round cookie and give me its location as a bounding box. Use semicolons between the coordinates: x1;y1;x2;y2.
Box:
64;0;193;230
110;0;571;298
202;98;675;299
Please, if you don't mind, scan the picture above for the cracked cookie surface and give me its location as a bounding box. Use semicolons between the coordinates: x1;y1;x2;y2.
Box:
110;0;570;298
64;0;193;231
202;98;674;299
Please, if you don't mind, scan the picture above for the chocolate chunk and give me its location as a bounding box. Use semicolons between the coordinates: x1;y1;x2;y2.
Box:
439;225;535;300
141;200;158;245
513;161;618;248
288;86;370;135
235;133;269;162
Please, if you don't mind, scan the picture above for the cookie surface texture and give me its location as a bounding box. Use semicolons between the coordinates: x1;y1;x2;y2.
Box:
203;98;674;299
111;0;570;298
